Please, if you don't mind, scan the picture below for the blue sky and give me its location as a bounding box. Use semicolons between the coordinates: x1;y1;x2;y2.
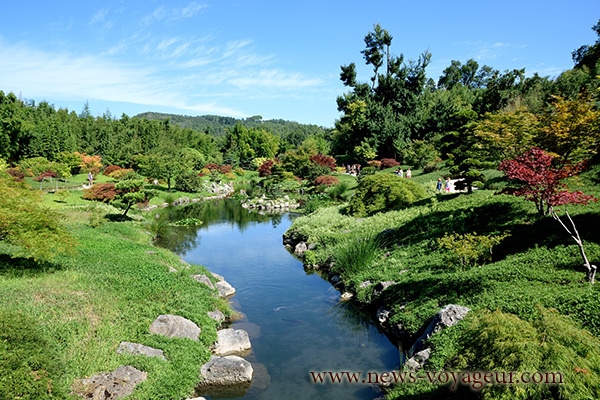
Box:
1;1;597;127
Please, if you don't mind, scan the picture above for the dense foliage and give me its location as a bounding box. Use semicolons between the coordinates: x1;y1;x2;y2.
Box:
0;171;75;261
347;173;428;217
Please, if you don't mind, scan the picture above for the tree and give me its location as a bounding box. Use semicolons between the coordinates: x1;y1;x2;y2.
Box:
112;179;155;217
334;25;431;162
498;147;597;283
0;171;76;262
439;108;488;193
537;94;600;164
473;105;540;161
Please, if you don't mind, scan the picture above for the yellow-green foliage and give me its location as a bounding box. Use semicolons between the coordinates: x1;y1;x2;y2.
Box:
437;231;510;268
449;308;600;400
348;173;428;217
0;171;76;262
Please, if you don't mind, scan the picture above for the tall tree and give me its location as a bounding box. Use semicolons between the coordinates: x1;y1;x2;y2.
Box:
334;25;431;162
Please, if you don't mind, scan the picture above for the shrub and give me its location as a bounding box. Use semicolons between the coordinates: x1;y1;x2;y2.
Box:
357;166;377;182
234;167;245;176
380;158;400;169
82;183;117;202
367;160;382;169
103;165;122;176
348;173;428;217
107;168;136;180
0;310;67;399
314;175;339;187
303;163;332;183
258;159;275;177
219;165;232;174
33;171;58;182
75;152;102;174
18;157;53;176
175;170;201;193
310;154;336;171
447;308;600;400
6;168;25;181
326;181;350;201
437;231;511;269
204;163;219;171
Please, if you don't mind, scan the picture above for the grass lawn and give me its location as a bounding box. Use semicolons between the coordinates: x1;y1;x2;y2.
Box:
0;188;231;399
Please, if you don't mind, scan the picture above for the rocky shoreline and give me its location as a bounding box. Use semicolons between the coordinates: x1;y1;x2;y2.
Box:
282;232;470;380
73;265;256;400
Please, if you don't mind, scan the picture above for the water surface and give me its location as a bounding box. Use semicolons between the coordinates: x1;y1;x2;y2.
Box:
158;200;399;399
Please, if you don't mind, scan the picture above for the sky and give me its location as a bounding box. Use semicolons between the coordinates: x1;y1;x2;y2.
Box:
1;1;598;128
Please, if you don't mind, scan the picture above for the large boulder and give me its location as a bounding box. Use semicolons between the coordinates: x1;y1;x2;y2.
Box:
410;304;470;354
149;314;201;341
404;348;432;372
197;356;253;397
72;366;146;399
212;328;252;356
211;273;236;298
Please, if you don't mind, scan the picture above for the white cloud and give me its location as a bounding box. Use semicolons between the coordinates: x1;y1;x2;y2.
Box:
141;2;207;26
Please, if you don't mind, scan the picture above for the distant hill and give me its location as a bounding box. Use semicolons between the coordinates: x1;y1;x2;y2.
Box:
134;112;331;142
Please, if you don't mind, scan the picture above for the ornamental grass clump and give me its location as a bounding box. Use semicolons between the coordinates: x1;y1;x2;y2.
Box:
332;234;385;280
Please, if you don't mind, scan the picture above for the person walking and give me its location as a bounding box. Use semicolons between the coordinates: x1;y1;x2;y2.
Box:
445;178;451;193
436;178;443;192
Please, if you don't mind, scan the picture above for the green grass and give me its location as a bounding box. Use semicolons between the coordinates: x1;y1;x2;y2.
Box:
286;164;600;399
0;191;230;399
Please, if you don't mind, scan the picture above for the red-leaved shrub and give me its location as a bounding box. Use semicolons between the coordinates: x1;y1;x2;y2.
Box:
204;163;220;171
6;168;25;182
82;183;117;202
34;171;58;181
219;165;232;174
380;158;400;169
315;175;339;186
258;160;275;177
310;154;336;171
103;165;122;176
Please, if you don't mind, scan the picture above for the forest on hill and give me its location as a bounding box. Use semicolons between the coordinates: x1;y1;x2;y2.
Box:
135;111;331;138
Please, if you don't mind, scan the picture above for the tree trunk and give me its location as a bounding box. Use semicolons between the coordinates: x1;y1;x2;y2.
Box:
551;208;597;284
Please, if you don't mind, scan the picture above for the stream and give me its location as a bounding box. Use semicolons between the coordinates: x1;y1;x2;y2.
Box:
157;199;399;399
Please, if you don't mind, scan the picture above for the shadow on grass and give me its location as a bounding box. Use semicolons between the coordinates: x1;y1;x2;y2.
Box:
0;253;62;277
378;199;530;248
495;211;600;261
104;213;134;222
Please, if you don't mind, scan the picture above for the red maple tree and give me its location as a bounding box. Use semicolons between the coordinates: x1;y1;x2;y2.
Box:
498;147;597;283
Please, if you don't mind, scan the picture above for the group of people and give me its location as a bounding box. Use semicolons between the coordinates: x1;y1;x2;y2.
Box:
395;167;412;178
437;177;452;193
345;164;362;176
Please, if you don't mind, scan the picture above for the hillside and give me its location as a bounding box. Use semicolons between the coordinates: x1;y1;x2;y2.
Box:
134;112;331;140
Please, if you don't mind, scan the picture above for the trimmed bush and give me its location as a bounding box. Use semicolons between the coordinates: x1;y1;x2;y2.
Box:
82;183;117;202
175;170;201;193
347;173;428;217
